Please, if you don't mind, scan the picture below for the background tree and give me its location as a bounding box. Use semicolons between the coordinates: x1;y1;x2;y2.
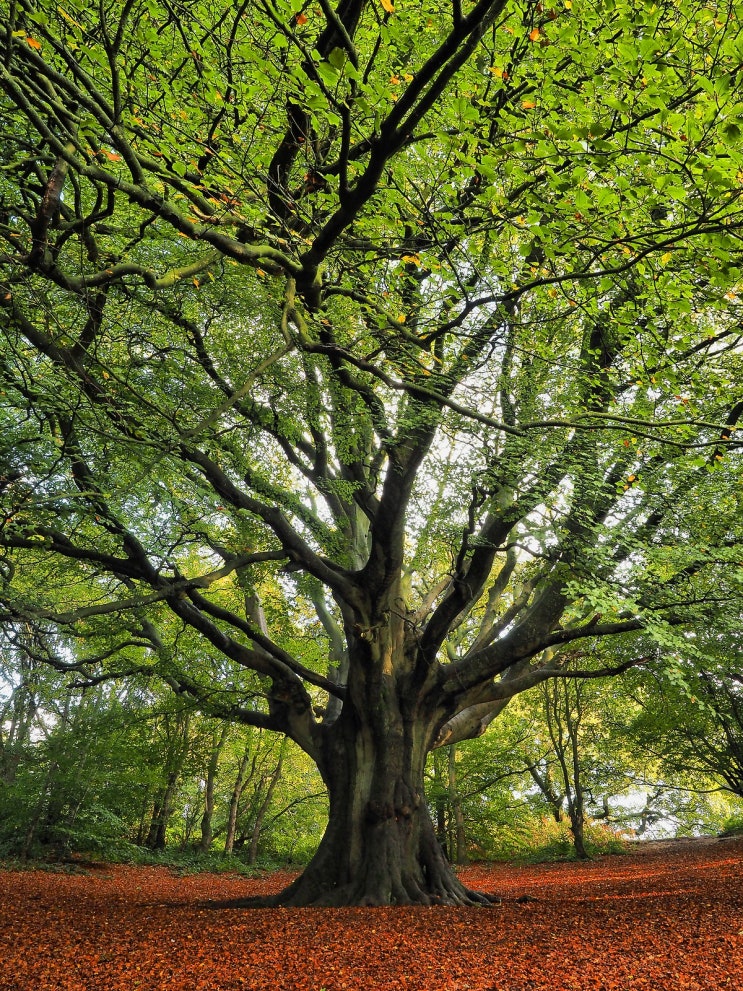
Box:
514;651;649;856
1;0;742;904
630;632;743;805
0;636;326;861
425;711;534;862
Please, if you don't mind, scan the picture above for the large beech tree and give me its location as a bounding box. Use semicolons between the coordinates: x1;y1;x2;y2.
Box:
1;0;742;904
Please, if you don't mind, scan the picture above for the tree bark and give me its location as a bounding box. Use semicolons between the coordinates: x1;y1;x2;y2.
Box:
224;740;253;856
447;745;468;866
248;741;285;865
224;663;498;907
145;773;178;851
526;761;565;823
200;724;229;852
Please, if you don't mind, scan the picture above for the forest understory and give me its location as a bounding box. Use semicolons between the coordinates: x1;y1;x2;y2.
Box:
1;837;741;990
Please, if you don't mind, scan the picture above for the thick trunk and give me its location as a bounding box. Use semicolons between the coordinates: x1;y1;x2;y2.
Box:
229;712;496;907
220;608;497;907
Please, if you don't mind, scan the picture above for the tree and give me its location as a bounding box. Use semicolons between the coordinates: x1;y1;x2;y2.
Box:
630;631;743;802
1;0;742;904
425;714;535;862
522;663;640;858
0;629;169;858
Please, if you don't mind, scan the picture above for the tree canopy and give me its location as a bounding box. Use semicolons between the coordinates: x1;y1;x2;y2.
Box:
1;0;742;904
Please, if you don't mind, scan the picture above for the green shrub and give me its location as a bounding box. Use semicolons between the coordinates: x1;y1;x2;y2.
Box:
486;816;628;863
719;812;743;837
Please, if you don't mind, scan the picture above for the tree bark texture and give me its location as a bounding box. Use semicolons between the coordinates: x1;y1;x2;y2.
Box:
231;637;497;906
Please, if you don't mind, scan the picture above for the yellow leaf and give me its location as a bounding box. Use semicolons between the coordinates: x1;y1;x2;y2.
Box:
397;314;406;323
529;28;540;41
381;0;395;12
564;0;573;8
402;253;421;266
522;100;537;109
58;7;85;30
661;251;672;264
26;36;42;50
102;149;122;162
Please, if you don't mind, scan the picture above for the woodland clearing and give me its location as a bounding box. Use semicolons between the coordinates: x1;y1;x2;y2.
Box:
1;837;742;990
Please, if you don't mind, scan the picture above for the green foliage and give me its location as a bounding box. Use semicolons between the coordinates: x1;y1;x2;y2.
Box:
720;811;743;838
1;0;742;902
492;817;628;864
0;657;325;864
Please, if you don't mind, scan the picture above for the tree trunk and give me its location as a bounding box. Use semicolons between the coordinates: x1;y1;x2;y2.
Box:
145;773;178;851
228;699;496;907
200;724;229;853
526;761;565;823
248;742;285;865
447;745;468;866
569;805;588;860
224;741;252;856
431;749;449;857
566;691;589;860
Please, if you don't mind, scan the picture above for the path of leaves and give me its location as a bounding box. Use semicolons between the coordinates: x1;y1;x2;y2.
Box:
1;838;742;990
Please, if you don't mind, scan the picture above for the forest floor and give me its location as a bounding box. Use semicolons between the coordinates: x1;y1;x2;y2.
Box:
1;836;742;990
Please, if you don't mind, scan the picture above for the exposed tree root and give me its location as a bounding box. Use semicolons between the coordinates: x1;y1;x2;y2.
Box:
208;871;501;909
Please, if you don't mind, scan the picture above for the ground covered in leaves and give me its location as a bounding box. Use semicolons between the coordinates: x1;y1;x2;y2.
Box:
1;837;742;990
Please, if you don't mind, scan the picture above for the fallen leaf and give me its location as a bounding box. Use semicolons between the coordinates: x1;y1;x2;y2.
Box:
0;841;741;990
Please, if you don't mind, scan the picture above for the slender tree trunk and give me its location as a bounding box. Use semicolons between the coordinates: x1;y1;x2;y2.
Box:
1;687;35;786
248;741;285;865
135;794;150;847
145;799;164;850
566;690;589;859
200;724;229;852
526;761;565;823
224;741;253;856
146;773;178;851
431;749;448;858
447;745;468;865
20;766;55;860
145;709;192;851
